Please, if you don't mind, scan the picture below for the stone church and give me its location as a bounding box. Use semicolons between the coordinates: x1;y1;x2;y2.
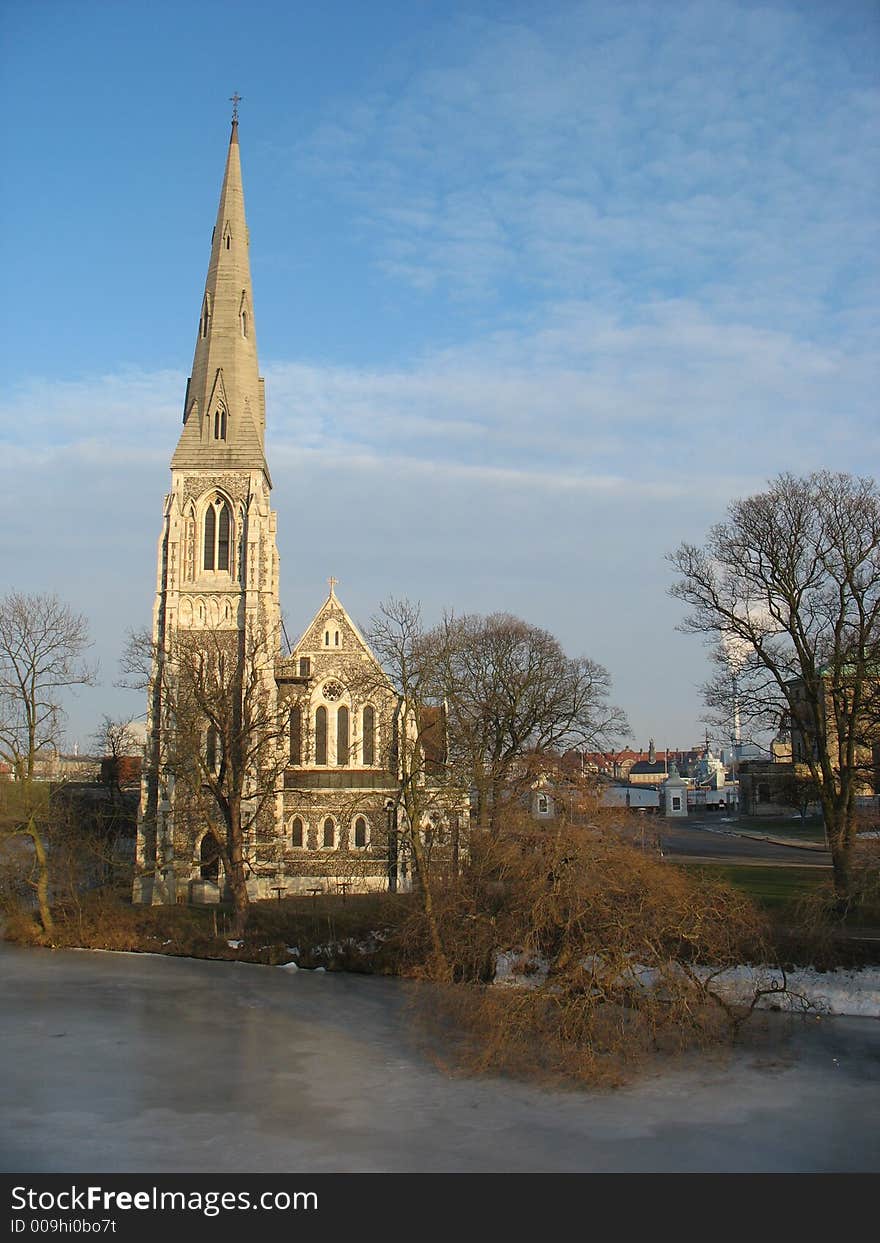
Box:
134;116;464;906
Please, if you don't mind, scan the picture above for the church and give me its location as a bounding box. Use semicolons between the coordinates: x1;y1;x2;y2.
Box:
134;114;465;906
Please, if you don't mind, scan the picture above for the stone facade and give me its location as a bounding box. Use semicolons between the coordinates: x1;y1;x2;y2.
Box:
134;120;465;906
274;587;409;894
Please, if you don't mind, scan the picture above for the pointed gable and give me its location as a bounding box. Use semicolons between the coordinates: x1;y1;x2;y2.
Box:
291;587;386;677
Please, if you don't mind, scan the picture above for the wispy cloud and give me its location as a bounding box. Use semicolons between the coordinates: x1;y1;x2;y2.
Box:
2;370;184;449
288;4;879;323
264;296;877;485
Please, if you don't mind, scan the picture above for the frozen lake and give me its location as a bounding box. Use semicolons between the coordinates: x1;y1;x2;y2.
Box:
1;944;878;1173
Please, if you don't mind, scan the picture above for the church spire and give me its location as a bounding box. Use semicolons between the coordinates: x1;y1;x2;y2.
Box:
171;113;269;481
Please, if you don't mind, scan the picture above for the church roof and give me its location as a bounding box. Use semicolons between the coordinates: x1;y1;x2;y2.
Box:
288;581;386;673
171;119;271;482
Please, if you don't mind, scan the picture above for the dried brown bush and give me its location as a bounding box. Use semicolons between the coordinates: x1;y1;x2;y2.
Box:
401;823;773;1086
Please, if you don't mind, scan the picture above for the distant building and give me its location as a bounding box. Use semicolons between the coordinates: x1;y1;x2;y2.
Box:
787;672;879;796
691;746;726;790
628;759;671;786
582;738;704;784
601;784;660;812
100;755;142;790
28;751;99;784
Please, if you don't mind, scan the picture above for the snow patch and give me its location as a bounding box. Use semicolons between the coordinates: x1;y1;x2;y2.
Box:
492;951;880;1017
700;966;880;1017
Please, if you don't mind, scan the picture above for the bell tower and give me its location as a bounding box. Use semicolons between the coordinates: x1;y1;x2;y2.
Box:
135;112;281;904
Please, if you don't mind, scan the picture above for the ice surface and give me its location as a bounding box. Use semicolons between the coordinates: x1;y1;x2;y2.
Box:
1;944;878;1173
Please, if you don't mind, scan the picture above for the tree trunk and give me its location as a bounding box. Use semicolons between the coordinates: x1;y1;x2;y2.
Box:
225;798;250;938
407;813;450;980
828;821;854;906
27;818;54;937
830;805;855;904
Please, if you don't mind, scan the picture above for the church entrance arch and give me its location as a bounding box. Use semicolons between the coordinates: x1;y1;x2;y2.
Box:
199;831;221;882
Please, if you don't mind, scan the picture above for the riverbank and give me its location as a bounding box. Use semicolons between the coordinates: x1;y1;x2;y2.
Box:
2;889;415;972
6;886;880;1018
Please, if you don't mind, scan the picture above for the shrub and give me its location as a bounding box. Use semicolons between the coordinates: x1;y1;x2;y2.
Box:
404;825;772;1085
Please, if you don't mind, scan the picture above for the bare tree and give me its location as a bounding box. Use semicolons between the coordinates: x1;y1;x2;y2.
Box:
0;592;95;782
669;471;880;900
124;621;288;936
432;612;628;833
91;715;140;794
365;598;468;975
0;591;95;933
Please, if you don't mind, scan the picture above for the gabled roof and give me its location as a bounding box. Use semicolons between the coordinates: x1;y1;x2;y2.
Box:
288;585;388;678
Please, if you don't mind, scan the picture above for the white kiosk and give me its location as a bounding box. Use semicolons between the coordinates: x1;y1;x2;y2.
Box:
663;763;689;818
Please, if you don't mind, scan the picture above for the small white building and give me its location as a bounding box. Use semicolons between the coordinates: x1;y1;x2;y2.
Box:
662;765;689;817
601;784;660;812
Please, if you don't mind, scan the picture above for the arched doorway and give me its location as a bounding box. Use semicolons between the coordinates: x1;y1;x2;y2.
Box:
199;832;221;883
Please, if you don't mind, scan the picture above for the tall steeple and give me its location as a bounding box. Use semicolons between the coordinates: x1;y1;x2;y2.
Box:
136;110;282;907
171;115;269;480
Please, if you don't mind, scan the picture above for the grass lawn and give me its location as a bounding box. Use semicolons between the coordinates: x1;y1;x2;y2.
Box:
725;814;827;843
677;862;827;912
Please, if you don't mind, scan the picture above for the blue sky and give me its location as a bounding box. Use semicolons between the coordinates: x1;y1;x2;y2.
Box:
1;0;878;750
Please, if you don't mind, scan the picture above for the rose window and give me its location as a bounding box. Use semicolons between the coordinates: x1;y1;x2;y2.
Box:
322;680;344;701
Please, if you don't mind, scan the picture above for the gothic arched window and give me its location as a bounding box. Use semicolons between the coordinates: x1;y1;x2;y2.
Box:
213;407;227;440
362;706;375;766
217;504;230;569
315;706;327;765
322;817;335;848
289;706;301;765
203;496;232;571
203;506;215;570
354;817;367;848
200;832;220;881
336;706;349;766
291;816;304;848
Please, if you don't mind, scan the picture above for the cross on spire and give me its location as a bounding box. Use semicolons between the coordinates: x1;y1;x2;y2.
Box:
230;92;242;123
328;576;339;596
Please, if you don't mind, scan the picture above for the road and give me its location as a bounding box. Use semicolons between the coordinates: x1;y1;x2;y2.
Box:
1;944;877;1173
648;815;831;866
